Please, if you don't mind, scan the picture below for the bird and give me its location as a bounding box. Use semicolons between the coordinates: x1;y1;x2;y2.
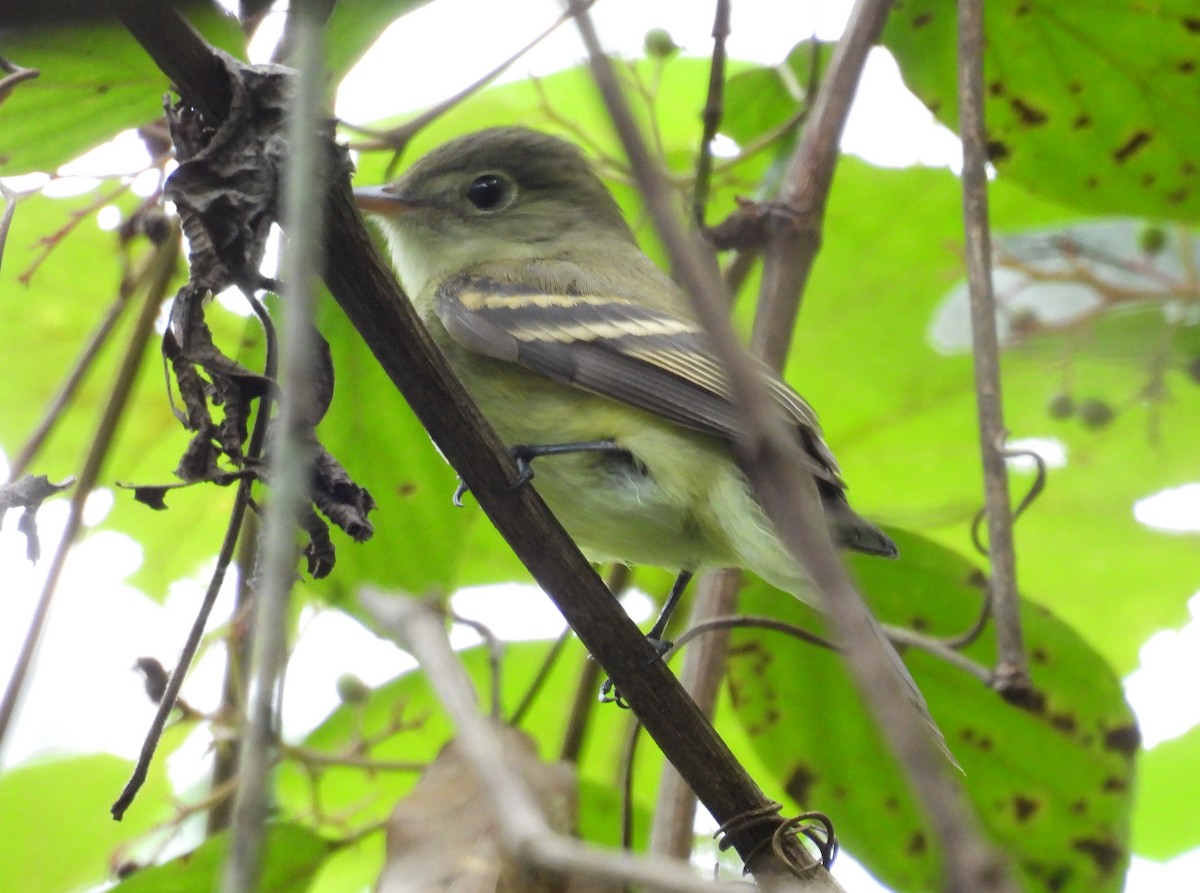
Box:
354;126;900;645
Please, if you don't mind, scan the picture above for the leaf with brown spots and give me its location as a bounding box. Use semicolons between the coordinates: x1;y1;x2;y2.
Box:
882;0;1200;221
727;530;1135;893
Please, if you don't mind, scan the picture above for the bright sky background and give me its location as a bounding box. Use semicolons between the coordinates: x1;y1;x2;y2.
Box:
2;1;1199;890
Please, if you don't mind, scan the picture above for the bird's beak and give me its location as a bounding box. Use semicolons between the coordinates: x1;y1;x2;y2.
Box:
352;184;420;215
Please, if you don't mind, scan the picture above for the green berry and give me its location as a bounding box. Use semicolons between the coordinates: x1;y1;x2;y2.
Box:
1077;397;1115;428
335;673;371;705
1047;393;1075;419
644;28;680;59
1139;225;1167;256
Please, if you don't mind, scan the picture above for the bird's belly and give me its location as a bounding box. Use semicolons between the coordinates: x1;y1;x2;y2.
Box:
461;364;734;571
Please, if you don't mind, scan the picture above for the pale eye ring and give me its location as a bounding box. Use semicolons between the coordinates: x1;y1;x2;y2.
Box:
465;174;511;211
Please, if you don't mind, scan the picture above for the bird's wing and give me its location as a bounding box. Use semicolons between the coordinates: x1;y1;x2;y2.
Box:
433;273;843;485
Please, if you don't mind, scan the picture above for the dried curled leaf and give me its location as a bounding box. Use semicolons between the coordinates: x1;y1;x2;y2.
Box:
378;726;577;893
129;51;372;576
0;473;73;561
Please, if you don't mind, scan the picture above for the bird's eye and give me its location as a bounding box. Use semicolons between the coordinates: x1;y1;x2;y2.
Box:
465;174;510;211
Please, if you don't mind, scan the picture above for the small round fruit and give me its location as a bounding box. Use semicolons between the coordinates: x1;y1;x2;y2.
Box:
1078;398;1115;428
1047;393;1075;419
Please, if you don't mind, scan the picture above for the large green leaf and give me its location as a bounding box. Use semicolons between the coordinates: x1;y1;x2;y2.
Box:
728;531;1136;893
0;753;171;893
109;822;331;893
783;159;1200;673
0;4;246;175
882;0;1200;222
323;0;431;81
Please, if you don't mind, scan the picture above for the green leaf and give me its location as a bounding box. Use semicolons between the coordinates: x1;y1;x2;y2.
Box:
1132;726;1200;859
0;4;246;175
783;159;1200;673
110;823;331;893
882;0;1200;222
728;530;1136;893
722;40;829;147
323;0;432;82
0;753;172;893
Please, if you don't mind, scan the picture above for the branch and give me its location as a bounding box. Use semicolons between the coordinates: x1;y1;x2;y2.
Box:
957;0;1030;697
221;2;326;889
753;0;892;367
118;4;828;879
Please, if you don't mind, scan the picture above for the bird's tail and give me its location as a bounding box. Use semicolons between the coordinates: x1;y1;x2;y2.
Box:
819;488;899;558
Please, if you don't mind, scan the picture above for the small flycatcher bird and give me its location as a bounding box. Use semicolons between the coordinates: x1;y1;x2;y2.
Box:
355;127;899;644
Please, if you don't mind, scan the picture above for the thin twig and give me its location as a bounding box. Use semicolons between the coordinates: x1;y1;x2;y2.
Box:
347;0;599;177
0;54;39;104
0;225;180;762
557;563;629;762
221;5;326;890
753;0;893;368
509;629;570;726
18;180;136;286
112;468;255;820
448;608;507;720
0;180;17;279
667;614;837;657
957;0;1029;701
620;710;644;856
8;289;130;479
691;0;731;227
279;743;425;774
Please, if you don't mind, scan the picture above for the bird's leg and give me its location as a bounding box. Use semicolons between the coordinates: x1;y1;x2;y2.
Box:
646;569;693;650
452;439;632;505
507;440;632;489
599;569;694;704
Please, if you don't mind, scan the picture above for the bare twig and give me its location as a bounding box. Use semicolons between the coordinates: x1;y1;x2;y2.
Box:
667;615;837;656
0;225;180;761
753;0;893;367
565;3;861;888
557;563;628;762
18;180;136;286
691;0;731;227
220;3;326;890
112;470;255;820
8;285;140;480
0;180;17;278
0;53;39;105
347;0;598;176
362;594;760;893
957;0;1029;700
509;629;570;726
448;608;508;720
